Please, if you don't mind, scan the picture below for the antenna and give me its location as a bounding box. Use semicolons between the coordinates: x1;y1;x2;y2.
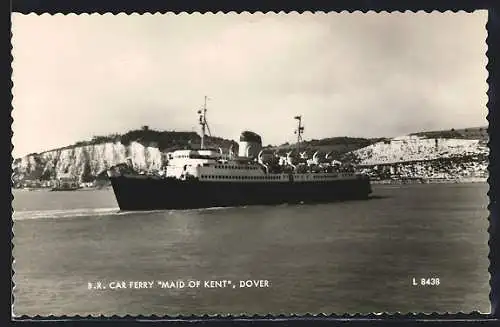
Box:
198;96;212;149
294;115;304;155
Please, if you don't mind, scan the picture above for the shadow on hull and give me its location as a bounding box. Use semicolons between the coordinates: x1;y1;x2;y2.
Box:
110;176;373;211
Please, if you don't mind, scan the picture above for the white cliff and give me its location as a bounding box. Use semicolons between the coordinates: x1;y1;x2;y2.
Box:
351;135;488;166
350;135;489;181
12;141;163;183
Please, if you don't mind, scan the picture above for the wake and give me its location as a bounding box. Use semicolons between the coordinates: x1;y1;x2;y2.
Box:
13;207;122;221
12;205;244;221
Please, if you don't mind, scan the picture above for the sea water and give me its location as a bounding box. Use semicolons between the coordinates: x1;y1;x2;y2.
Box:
12;183;490;316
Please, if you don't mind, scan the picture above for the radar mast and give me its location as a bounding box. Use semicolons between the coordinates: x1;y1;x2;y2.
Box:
197;96;212;149
294;115;304;155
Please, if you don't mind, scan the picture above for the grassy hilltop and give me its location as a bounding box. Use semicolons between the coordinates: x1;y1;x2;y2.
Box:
46;125;238;154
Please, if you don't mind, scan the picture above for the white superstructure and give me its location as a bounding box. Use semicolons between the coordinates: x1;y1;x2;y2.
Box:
109;97;361;183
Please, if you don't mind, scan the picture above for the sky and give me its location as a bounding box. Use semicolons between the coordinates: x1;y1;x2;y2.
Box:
12;12;488;158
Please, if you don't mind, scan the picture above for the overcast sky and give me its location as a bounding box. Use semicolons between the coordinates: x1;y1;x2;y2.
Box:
12;12;487;158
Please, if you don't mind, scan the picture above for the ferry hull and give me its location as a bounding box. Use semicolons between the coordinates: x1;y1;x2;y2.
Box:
109;176;372;211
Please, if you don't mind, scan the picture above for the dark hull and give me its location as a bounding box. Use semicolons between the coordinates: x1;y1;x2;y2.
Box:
50;187;81;191
109;176;372;211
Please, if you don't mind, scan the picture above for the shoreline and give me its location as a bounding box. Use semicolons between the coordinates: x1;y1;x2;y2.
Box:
371;177;487;185
13;186;113;192
12;179;488;192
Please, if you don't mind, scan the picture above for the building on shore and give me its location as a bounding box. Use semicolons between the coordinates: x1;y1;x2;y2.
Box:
53;173;80;189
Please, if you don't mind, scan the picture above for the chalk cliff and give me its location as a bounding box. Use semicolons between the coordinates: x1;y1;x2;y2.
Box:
12;141;163;184
351;135;488;166
12;127;489;185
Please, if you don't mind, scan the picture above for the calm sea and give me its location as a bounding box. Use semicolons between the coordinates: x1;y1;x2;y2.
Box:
12;183;490;316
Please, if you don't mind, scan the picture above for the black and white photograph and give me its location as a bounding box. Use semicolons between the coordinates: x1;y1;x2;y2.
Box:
11;11;490;316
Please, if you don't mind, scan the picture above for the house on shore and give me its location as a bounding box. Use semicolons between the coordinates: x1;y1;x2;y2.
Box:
53;173;80;189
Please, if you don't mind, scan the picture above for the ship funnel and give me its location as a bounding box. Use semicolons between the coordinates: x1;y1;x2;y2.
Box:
246;145;253;158
239;131;262;158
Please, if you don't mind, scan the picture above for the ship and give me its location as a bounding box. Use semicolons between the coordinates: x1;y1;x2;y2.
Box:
107;97;372;210
50;174;82;191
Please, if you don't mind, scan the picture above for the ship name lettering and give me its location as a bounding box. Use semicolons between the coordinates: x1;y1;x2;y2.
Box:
157;280;186;289
129;281;155;289
109;281;127;289
204;280;231;288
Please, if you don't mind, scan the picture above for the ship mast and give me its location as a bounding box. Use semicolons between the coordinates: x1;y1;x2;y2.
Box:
294;115;304;155
197;96;211;150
